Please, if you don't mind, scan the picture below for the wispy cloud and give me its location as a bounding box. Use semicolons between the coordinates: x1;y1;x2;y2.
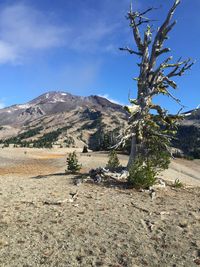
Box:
70;22;118;52
98;94;123;105
0;1;144;64
0;3;67;64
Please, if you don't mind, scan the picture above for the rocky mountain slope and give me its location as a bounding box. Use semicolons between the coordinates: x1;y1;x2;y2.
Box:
0;91;128;149
0;91;199;156
172;108;200;158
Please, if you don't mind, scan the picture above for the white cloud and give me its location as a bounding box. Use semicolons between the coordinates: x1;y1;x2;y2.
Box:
0;3;67;64
70;21;118;52
0;1;144;64
98;94;123;105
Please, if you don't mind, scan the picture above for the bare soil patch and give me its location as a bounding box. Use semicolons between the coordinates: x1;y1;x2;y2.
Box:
0;148;200;266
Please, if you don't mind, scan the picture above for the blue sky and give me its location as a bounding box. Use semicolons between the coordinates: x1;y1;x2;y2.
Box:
0;0;199;113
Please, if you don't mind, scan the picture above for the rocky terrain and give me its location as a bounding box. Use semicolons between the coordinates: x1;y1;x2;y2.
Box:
0;91;127;149
172;108;200;158
0;91;199;156
0;148;200;267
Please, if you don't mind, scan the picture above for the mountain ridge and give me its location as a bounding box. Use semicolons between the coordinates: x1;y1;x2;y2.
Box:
0;91;199;155
0;91;127;149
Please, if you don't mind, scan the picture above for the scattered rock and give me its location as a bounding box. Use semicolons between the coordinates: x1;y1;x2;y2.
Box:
152;178;166;189
179;220;188;228
194;258;200;265
93;174;102;183
73;178;82;186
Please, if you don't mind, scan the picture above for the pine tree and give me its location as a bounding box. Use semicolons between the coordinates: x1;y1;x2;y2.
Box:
106;150;120;170
82;145;88;153
66;151;82;173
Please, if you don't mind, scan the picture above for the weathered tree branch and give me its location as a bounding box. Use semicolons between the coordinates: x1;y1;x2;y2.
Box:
118;1;194;169
119;47;142;56
149;0;181;69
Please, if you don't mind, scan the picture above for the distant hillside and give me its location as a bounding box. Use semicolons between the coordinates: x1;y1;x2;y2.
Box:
172;108;200;158
0;91;128;149
0;91;199;157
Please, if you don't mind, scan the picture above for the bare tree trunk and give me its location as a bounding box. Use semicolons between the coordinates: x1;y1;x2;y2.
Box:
127;135;137;168
120;0;193;170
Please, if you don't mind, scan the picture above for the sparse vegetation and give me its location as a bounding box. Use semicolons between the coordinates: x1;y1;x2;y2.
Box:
0;125;75;148
63;136;75;147
106;150;120;170
33;128;64;148
0;127;43;147
82;145;88;153
128;157;157;189
173;178;184;188
66;151;82;173
172;125;200;159
89;127;121;151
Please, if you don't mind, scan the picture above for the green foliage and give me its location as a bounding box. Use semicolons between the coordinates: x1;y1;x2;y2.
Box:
0;127;43;147
127;116;172;189
128;157;157;189
19;127;43;140
173;178;184;188
82;109;102;120
33;129;61;148
0;125;73;148
3;143;9;148
66;151;82;173
63;136;75;147
143;124;171;171
33;127;72;148
89;127;120;151
82;145;88;153
172;125;200;159
106;150;120;170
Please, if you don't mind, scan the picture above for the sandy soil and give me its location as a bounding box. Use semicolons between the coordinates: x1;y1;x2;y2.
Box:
0;148;200;267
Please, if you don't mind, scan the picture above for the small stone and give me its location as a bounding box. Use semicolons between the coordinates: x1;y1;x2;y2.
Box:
179;220;188;228
94;175;101;183
194;258;200;265
74;178;82;186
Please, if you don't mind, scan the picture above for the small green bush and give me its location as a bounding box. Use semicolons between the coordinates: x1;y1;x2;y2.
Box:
173;178;183;188
106;150;120;170
128;158;157;189
82;145;88;153
66;151;82;173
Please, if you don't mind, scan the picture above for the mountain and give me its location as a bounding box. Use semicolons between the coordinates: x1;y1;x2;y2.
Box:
182;108;200;125
172;108;200;158
0;91;128;149
0;91;125;125
0;91;199;156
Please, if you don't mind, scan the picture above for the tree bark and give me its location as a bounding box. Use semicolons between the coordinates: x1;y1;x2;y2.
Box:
127;134;137;168
122;1;193;169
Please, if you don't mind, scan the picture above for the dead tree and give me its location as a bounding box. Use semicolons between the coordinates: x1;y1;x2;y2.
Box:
119;0;194;168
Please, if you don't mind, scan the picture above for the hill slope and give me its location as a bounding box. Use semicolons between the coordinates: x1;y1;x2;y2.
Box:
0;91;199;155
0;91;127;149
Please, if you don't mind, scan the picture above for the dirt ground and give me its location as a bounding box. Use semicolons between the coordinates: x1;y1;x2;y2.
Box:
0;148;200;267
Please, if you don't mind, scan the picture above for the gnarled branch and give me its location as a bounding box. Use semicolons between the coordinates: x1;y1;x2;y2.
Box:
119;47;142;56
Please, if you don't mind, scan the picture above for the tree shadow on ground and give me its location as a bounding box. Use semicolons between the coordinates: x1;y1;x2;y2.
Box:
86;177;131;190
30;172;132;191
30;172;89;180
31;173;67;179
